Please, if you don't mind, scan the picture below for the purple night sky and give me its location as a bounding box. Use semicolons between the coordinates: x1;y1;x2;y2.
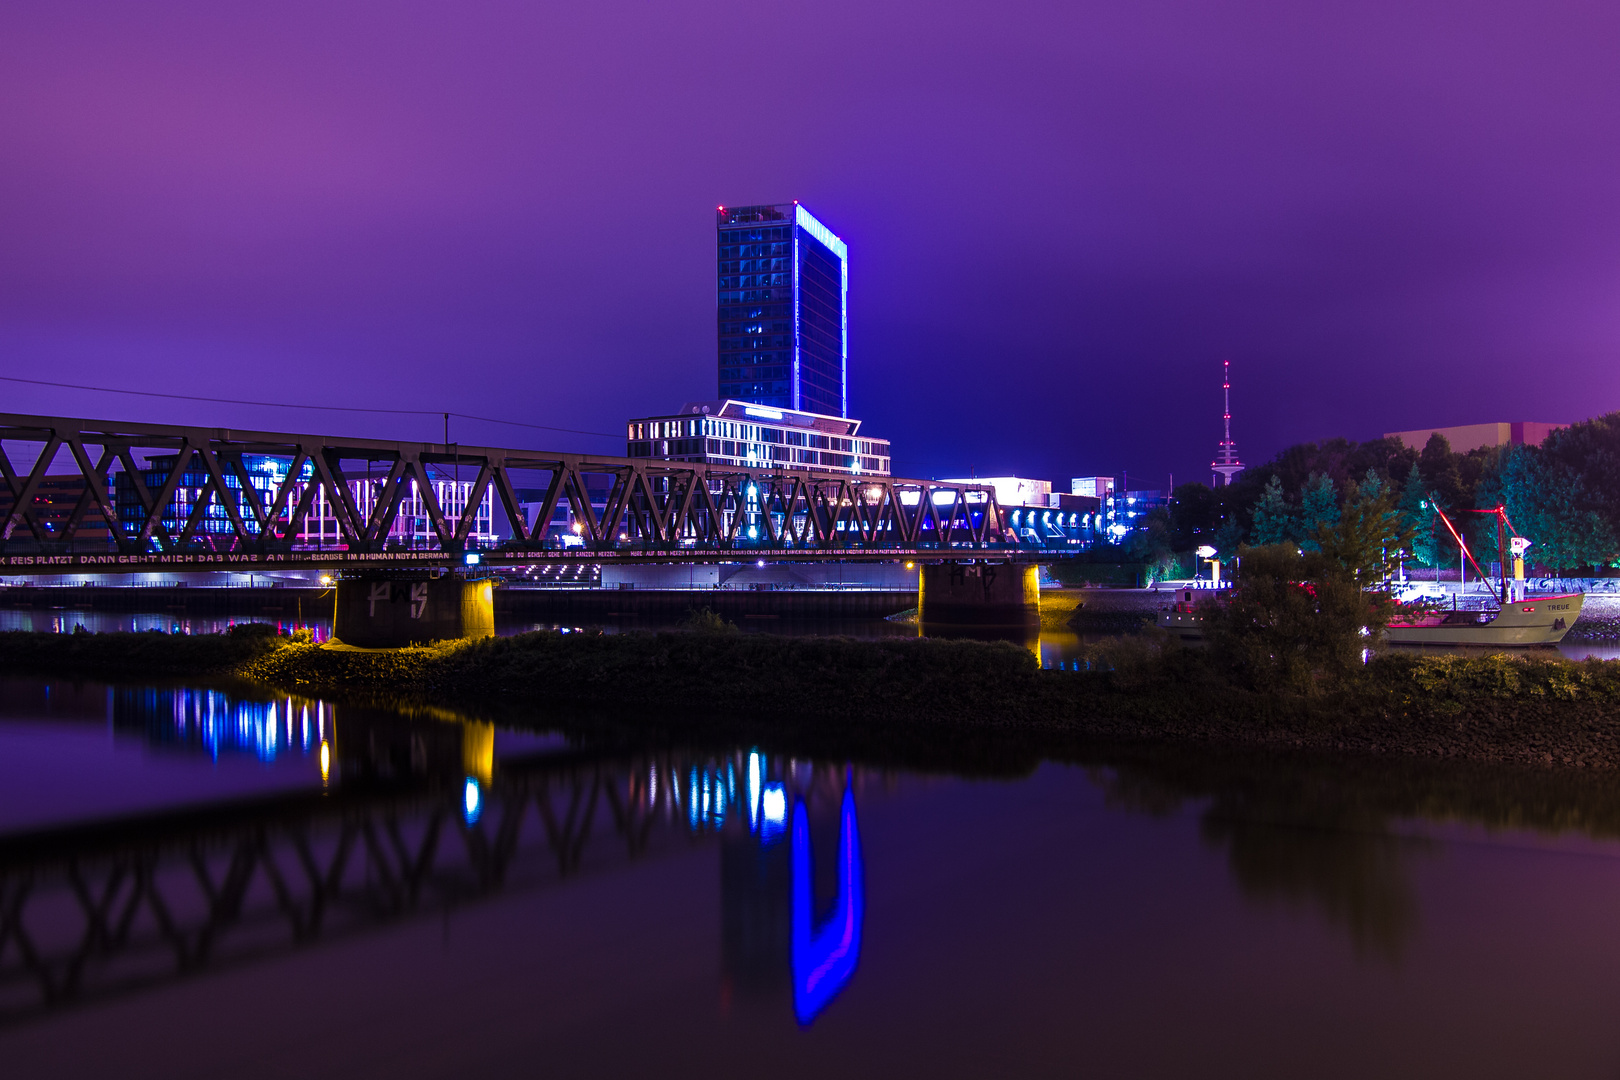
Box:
3;0;1618;488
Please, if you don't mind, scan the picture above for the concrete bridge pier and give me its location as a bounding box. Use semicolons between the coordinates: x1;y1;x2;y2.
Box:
917;562;1039;628
333;570;495;648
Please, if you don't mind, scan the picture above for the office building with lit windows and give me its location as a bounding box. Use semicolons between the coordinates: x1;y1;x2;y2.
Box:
627;400;890;477
716;203;848;418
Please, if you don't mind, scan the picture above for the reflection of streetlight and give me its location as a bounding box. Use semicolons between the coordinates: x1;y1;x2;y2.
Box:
319;740;330;786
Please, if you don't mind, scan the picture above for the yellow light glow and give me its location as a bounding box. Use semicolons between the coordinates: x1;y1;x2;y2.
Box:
319;740;331;785
462;721;495;786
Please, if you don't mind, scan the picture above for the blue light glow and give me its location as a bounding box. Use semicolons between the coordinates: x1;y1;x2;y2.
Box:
464;552;481;565
761;782;787;843
463;777;482;825
792;204;849;417
791;782;864;1026
794;204;847;260
744;406;784;420
747;751;762;831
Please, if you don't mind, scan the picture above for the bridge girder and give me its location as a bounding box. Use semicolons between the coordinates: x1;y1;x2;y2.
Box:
0;413;1089;571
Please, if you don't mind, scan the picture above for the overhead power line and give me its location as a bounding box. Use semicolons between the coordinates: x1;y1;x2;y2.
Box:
0;375;623;441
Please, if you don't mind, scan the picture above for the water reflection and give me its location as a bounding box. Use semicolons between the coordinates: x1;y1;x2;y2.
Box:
1077;750;1620;960
112;687;331;763
0;686;867;1029
0;609;332;639
792;779;864;1024
1199;794;1424;959
16;678;1620;1058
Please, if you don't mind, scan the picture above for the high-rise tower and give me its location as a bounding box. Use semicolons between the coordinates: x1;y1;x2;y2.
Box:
716;203;848;418
1211;360;1245;486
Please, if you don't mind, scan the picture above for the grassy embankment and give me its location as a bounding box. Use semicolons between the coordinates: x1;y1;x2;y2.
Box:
5;624;1620;768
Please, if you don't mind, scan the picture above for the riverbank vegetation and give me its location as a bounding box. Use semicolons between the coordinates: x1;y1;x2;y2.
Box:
4;512;1617;767
5;617;1620;769
1092;410;1620;581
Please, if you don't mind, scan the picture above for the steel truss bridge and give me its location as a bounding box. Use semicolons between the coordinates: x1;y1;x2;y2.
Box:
0;413;1089;572
0;732;857;1027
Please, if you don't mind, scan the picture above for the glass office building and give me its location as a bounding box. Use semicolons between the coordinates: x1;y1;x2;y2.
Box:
627;400;890;477
717;203;848;418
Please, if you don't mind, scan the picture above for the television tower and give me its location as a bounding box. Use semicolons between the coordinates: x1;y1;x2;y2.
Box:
1211;360;1245;487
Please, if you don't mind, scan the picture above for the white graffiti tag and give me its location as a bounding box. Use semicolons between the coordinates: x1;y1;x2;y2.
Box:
410;582;429;619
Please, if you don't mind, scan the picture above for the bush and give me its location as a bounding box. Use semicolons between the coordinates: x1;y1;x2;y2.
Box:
679;607;737;634
227;622;279;640
1204;543;1390;694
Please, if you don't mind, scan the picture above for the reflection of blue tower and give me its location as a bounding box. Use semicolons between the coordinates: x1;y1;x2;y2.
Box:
721;751;792;999
791;779;864;1026
720;754;865;1023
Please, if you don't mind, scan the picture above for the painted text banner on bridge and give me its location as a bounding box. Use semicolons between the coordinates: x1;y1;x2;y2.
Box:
0;412;1034;565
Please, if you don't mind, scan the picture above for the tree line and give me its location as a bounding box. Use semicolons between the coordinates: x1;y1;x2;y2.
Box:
1126;412;1620;576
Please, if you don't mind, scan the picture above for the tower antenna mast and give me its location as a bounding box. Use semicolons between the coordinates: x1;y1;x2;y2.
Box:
1211;360;1245;487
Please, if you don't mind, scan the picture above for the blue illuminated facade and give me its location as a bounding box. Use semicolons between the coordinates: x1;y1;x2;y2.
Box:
717;203;848;418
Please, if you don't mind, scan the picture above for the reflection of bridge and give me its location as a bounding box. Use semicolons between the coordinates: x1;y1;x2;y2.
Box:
0;689;864;1027
0;413;1089;572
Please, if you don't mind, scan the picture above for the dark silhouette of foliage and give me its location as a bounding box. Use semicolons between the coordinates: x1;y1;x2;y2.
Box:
1204;541;1392;694
1418;433;1464;510
1168;482;1222;551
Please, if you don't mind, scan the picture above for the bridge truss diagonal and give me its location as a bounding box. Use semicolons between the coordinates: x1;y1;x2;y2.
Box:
0;413;1042;569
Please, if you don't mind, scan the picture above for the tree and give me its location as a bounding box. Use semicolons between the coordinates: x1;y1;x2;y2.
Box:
1126;507;1180;583
1203;542;1390;694
1539;413;1620;543
1213;517;1246;561
1297;473;1339;551
1418;433;1462;510
1396;463;1440;567
1250;475;1294;545
1496;445;1617;573
1354;466;1385;503
1169;482;1221;552
1316;471;1415;587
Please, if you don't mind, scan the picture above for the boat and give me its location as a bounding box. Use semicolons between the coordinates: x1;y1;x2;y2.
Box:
1384;591;1583;646
1386;503;1583;646
1157;587;1214;640
1157;503;1587;648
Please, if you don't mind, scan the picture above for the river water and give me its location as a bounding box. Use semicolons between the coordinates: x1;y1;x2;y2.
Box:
3;678;1620;1077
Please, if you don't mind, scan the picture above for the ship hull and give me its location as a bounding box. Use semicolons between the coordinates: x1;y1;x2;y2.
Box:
1384;593;1583;646
1157;611;1207;640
